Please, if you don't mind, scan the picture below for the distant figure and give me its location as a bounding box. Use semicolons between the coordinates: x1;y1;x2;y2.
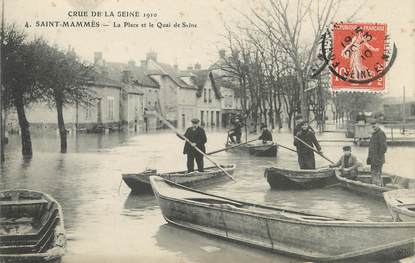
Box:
356;112;366;124
180;118;207;173
367;120;387;186
228;118;242;144
294;121;322;169
329;146;360;180
258;124;273;144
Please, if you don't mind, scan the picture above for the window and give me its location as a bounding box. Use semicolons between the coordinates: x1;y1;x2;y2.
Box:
411;104;415;116
203;88;207;102
201;111;204;125
107;97;114;121
208;89;212;103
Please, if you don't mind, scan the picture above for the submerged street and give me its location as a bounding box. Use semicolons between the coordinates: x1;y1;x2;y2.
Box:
1;128;415;263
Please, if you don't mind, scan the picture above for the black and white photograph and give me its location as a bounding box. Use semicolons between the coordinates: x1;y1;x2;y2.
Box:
0;0;415;262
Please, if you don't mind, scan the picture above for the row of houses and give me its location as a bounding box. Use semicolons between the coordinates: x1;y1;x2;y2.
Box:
6;51;243;133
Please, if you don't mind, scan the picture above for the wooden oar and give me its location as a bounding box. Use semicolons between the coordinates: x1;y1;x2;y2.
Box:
276;143;297;153
206;138;258;155
294;135;334;164
156;113;236;182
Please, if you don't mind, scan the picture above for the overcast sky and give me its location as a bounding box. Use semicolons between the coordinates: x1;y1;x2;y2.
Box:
5;0;415;97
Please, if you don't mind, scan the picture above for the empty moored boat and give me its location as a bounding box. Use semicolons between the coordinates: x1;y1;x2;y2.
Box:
264;167;336;189
150;176;415;262
225;142;277;157
0;189;66;263
122;164;236;193
335;167;415;200
384;189;415;222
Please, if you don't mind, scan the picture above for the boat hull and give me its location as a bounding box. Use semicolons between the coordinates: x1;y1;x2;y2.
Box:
0;190;66;263
384;189;415;222
336;169;415;200
226;143;277;157
150;177;415;262
265;167;336;189
122;165;235;193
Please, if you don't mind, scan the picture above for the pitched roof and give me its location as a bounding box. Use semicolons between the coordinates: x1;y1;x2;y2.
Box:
147;60;194;89
101;62;159;88
86;71;123;88
180;69;223;99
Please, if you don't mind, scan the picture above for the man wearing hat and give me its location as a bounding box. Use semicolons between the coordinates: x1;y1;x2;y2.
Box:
367;120;387;186
329;146;360;179
258;123;273;144
294;120;322;169
228;118;242;144
181;118;207;172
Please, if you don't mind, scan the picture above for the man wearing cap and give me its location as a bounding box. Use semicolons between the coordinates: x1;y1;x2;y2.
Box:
181;118;207;172
294;121;322;169
228;118;242;144
367;120;387;186
329;146;360;180
258;123;273;144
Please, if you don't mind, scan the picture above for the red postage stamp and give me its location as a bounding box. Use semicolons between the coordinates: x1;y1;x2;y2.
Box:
329;22;390;92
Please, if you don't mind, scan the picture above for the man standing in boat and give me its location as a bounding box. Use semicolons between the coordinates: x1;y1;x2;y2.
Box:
228;118;242;144
258;123;273;144
294;121;322;169
367;120;387;186
329;146;360;179
180;118;207;173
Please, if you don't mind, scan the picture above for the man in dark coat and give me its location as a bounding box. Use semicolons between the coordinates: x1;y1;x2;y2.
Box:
294;121;322;169
258;123;273;143
228;118;242;143
181;118;207;173
367;120;387;186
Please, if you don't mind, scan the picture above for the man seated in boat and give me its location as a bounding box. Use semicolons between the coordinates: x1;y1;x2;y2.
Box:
329;146;361;180
228;118;242;144
258;123;273;144
294;121;322;169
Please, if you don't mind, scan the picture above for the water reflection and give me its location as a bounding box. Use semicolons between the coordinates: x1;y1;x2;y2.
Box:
155;224;301;263
1;129;414;262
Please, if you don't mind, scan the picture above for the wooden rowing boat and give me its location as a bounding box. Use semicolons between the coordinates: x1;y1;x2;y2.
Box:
335;167;415;200
122;164;236;193
225;142;277;157
384;189;415;222
0;189;66;263
150;176;415;262
264;167;336;189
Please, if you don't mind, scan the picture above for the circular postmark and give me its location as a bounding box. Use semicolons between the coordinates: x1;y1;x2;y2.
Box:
312;22;397;91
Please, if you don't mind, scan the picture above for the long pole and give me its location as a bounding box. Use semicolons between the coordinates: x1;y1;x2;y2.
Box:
0;0;4;163
294;135;334;164
155;112;236;182
206;138;257;155
276;143;297;153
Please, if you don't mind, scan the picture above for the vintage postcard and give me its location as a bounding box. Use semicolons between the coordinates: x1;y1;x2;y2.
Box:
1;0;414;262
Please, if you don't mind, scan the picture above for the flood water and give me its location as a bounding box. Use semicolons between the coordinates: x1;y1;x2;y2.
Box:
1;127;415;263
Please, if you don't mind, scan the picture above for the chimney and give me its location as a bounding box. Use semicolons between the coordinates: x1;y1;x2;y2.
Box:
94;52;103;65
194;63;201;70
219;49;226;59
146;51;157;62
122;70;132;84
173;64;179;71
187;65;193;70
140;60;147;68
128;60;136;68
